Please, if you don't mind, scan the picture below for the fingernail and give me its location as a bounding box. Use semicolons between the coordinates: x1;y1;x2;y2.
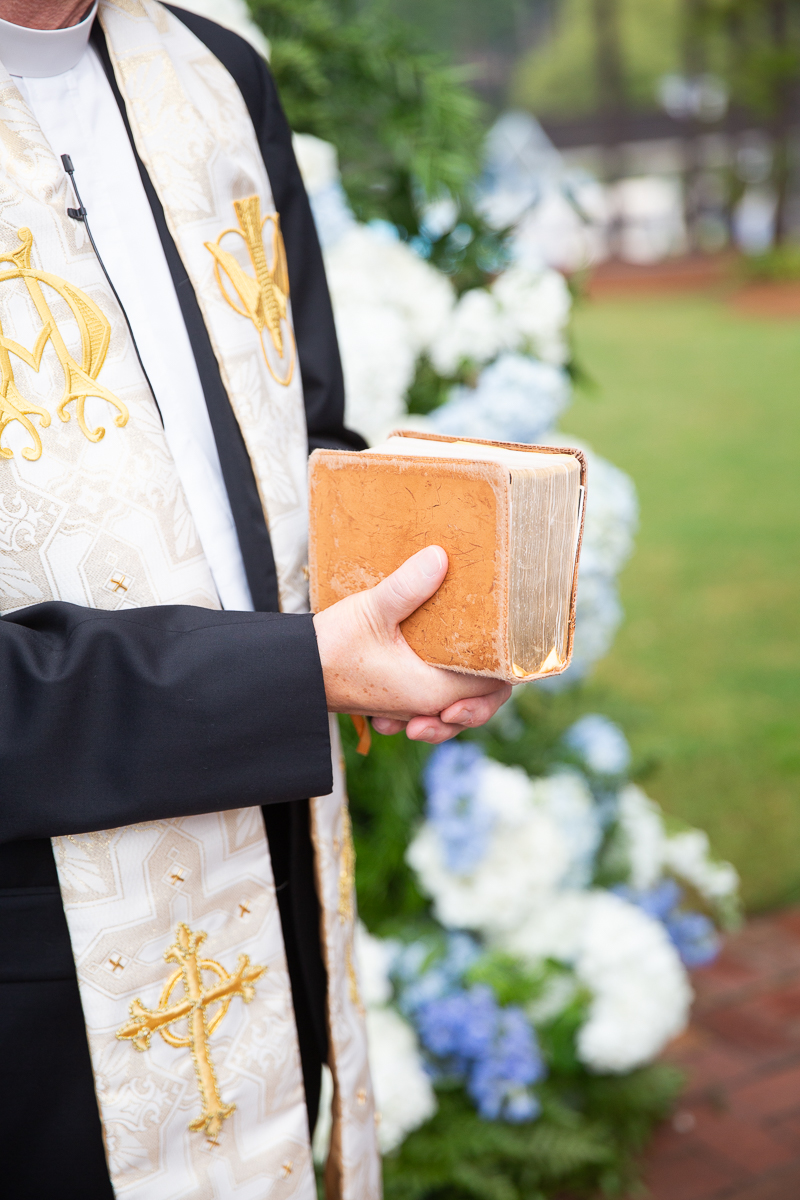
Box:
418;546;445;578
418;727;435;741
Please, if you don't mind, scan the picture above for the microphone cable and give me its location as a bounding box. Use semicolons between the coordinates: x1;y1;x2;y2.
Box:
62;152;163;425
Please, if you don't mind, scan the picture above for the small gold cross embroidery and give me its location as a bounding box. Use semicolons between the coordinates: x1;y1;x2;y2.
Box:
117;923;266;1139
238;903;250;918
170;870;185;885
108;956;125;973
109;573;129;593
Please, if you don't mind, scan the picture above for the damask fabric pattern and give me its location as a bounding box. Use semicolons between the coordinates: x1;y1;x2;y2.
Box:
0;84;218;612
0;1;379;1196
312;720;382;1200
55;812;315;1199
100;0;310;616
0;23;311;1199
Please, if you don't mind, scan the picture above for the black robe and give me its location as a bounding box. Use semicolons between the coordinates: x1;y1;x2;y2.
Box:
0;10;365;1196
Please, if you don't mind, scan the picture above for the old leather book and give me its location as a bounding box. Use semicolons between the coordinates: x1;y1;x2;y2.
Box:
308;430;586;683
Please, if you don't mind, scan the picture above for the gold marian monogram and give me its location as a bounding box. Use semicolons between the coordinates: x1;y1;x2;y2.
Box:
0;228;128;461
116;923;266;1140
205;195;296;387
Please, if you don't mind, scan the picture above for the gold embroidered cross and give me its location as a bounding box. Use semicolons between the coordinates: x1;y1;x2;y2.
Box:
108;956;125;973
116;923;266;1139
238;903;250;918
108;573;129;593
170;870;185;885
205;196;296;387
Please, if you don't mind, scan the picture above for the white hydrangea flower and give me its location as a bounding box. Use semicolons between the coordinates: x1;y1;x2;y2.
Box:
663;830;740;901
491;266;572;366
324;225;454;442
618;783;666;892
292;132;340;195
354;922;395;1007
500;889;589;962
575;892;692;1072
428;287;509;376
329;292;415;444
534;770;601;890
502;891;692;1073
367;1006;438;1153
407;761;571;935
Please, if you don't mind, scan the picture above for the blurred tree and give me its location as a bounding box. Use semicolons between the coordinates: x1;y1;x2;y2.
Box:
511;0;682;117
373;0;557;105
248;0;484;225
709;0;800;242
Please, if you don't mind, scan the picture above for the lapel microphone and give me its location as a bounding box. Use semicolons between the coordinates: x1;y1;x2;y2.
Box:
62;152;163;424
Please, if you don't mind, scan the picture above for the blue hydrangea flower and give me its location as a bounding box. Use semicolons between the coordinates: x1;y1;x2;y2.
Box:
415;984;544;1122
428;353;569;444
665;910;720;968
563;714;631;776
423;742;495;873
394;933;481;1016
614;880;721;968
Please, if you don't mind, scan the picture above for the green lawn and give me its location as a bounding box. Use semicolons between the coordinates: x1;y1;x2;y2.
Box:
560;294;800;911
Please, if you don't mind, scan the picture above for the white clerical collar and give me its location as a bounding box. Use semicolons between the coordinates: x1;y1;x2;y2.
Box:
0;1;97;78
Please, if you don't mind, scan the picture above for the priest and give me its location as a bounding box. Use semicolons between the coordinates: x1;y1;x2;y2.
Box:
0;2;511;1198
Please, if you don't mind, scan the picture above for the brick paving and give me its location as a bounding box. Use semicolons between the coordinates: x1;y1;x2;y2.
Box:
640;908;800;1199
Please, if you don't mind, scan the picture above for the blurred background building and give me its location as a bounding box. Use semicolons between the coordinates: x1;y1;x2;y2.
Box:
384;0;800;265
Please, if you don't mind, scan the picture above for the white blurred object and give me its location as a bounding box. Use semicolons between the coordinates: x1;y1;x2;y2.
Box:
479;111;607;271
618;785;666;892
491;265;572;365
293;135;455;443
663;830;740;902
609;176;687;264
513;181;609;272
658;73;728;123
292;132;358;250
734;188;777;254
565;715;632;777
428;286;508;375
175;0;270;57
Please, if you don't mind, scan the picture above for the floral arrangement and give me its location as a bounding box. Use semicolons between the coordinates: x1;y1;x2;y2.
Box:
293;129;637;684
291;134;740;1195
181;6;740;1186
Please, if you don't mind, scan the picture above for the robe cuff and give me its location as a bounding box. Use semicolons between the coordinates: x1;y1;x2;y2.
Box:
0;605;332;841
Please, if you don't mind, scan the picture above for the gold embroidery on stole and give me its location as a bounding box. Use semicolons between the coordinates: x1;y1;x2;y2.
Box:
116;923;267;1140
205;195;296;387
337;807;364;1014
0;228;128;460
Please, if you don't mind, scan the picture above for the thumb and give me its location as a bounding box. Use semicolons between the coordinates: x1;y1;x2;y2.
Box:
367;546;448;631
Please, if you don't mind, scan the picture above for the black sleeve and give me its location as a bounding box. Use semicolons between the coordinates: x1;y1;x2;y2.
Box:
166;5;367;454
0;603;332;844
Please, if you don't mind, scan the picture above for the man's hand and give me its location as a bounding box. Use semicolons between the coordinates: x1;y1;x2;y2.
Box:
312;545;512;744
